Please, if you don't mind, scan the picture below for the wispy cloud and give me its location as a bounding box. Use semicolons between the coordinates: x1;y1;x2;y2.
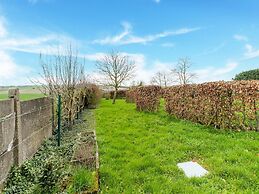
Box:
244;44;259;59
93;22;200;45
0;17;7;38
28;0;39;4
0;15;78;85
195;43;225;57
0;34;77;55
153;0;161;3
233;34;248;41
194;61;238;83
27;0;51;4
161;42;175;48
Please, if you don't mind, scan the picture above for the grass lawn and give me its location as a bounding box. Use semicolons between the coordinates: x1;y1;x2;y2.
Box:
95;99;259;193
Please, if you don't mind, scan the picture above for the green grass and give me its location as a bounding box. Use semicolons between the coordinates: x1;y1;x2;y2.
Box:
67;166;96;194
0;93;45;101
0;86;45;101
95;99;259;193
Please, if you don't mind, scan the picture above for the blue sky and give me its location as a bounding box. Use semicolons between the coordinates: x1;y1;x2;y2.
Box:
0;0;259;85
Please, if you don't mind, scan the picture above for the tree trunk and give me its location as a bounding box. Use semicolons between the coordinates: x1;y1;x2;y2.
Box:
112;88;117;104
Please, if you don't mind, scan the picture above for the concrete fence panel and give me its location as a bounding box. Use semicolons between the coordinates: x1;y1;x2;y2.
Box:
0;89;53;185
0;99;15;184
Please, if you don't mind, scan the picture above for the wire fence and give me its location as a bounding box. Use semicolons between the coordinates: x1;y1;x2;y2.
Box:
0;89;91;184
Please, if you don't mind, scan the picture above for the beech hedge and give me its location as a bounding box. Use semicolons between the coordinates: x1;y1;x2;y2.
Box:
163;81;259;131
135;86;161;112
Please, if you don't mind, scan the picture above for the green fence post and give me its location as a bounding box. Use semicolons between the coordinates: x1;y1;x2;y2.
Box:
57;94;61;146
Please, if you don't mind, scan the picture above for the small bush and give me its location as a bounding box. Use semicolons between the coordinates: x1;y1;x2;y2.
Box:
110;90;127;99
125;88;136;103
85;84;102;108
102;92;110;100
135;86;161;112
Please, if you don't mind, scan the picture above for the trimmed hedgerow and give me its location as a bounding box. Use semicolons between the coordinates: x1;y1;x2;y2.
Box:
125;88;136;103
134;86;161;112
163;81;259;131
84;84;102;108
109;90;127;99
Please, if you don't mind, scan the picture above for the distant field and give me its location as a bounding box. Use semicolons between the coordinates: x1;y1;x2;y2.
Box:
0;86;46;101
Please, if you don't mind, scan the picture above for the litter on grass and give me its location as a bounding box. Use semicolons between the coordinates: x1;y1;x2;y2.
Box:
177;161;208;178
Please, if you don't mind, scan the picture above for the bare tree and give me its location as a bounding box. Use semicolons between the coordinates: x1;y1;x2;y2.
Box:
151;71;173;87
172;57;196;85
96;51;135;104
37;45;86;129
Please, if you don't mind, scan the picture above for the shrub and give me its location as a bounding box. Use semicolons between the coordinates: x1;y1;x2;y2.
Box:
135;86;161;112
109;90;127;99
163;81;259;131
233;68;259;80
125;88;136;103
84;84;102;108
102;92;110;100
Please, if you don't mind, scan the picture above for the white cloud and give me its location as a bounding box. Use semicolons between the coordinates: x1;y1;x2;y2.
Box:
0;17;7;37
93;22;132;45
0;15;76;85
161;42;175;48
93;22;200;45
85;52;175;85
194;61;238;83
73;49;240;85
0;33;77;55
0;50;32;85
233;34;248;41
27;0;50;4
194;43;225;57
244;44;259;59
0;51;17;79
28;0;38;3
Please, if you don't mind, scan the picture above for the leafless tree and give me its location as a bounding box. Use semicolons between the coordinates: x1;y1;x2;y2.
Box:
131;80;145;87
151;71;174;87
37;45;86;129
172;57;196;85
96;51;135;104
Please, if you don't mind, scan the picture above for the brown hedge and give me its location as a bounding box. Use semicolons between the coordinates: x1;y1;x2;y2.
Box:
135;86;161;112
125;88;137;103
109;90;127;99
163;81;259;131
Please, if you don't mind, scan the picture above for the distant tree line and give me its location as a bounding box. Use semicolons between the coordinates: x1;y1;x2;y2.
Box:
233;69;259;80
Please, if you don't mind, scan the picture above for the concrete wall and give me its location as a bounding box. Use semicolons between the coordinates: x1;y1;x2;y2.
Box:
0;99;15;185
0;89;52;185
20;97;52;161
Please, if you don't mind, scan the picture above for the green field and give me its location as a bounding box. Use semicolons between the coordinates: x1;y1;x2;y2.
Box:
0;86;45;101
95;99;259;193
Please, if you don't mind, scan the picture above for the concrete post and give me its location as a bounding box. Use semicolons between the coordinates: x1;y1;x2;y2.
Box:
8;88;22;165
